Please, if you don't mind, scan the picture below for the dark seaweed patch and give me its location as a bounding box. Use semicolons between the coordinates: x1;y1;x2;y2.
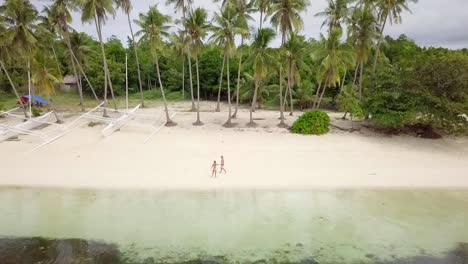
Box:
0;237;122;264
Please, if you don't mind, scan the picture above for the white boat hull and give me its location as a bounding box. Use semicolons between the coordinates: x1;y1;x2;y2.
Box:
0;112;52;142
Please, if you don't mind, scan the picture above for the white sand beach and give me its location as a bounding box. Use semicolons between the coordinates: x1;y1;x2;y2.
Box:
1;101;467;190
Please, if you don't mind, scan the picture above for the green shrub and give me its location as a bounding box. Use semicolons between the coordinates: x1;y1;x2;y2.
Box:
32;107;42;117
292;110;330;135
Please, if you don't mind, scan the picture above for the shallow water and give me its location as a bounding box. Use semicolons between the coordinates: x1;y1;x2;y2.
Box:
0;188;468;263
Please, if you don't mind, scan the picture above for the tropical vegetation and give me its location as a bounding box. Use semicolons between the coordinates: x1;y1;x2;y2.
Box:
0;0;466;135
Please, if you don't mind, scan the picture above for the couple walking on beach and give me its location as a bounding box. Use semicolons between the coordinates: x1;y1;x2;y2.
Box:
211;156;226;178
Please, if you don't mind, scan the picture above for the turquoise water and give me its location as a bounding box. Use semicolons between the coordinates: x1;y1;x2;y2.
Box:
1;188;468;263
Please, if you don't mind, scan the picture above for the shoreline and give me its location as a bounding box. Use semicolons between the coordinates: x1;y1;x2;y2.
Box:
1;101;467;190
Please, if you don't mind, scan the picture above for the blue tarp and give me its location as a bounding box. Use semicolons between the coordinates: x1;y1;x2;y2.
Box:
20;95;49;105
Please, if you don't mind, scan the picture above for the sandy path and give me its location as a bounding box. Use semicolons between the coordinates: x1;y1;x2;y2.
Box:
1;101;467;189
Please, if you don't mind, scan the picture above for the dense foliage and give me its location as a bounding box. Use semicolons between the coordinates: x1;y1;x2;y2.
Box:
367;36;468;134
291;110;330;135
0;0;466;134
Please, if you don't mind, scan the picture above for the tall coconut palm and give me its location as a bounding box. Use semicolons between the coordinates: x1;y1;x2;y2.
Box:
32;51;63;123
212;3;234;113
38;7;62;78
115;0;145;107
312;28;355;109
166;0;196;111
315;0;352;33
170;30;189;99
135;5;176;126
246;28;277;126
47;1;98;104
254;0;272;30
282;33;308;121
211;3;247;126
348;4;379;101
185;7;209;126
77;0;117;115
67;31;99;101
372;0;417;75
0;20;28;117
47;0;88;111
1;0;38;117
269;0;309;116
232;0;254;118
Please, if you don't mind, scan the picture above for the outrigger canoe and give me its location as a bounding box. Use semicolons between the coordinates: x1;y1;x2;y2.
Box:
101;104;140;137
0;112;52;142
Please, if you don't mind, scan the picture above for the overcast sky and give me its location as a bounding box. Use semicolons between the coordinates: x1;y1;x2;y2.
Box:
29;0;468;49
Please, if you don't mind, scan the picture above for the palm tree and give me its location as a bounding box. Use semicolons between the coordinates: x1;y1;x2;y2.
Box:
315;0;352;33
170;31;189;99
47;1;99;103
211;3;247;126
185;7;209;126
269;0;309;115
135;5;176;126
372;0;417;75
312;28;355;109
47;0;89;111
115;0;145;108
348;4;379;101
247;28;278;126
32;52;63;123
0;20;28;117
67;31;99;100
254;0;271;30
166;0;196;111
77;0;117;115
38;7;62;78
232;0;254;118
283;33;308;120
1;0;38;117
269;0;309;116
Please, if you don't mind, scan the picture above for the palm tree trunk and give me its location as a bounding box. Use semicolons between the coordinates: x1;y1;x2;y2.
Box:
317;78;329;108
72;58;85;112
58;34;98;102
224;55;232;127
0;60;28;118
283;67;290;111
288;63;294;116
95;12;117;113
282;81;289;111
248;79;259;126
278;67;286;127
341;69;347;88
51;45;62;77
48;95;63;124
65;33;85;112
128;13;145;108
155;54;176;126
259;11;263;30
359;59;364;101
147;74;150;90
94;13;109;117
352;61;360;87
27;57;32;117
216;54;226;112
313;81;322;109
71;52;99;101
182;56;185;99
232;38;244;119
187;49;196;111
182;11;196;111
193;54;203;125
372;16;387;76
